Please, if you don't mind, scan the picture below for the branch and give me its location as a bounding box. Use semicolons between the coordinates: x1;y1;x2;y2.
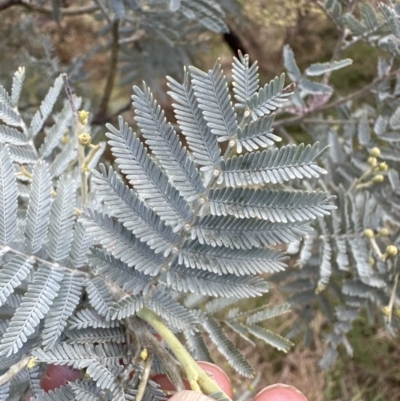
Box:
0;0;21;11
93;19;120;124
0;0;98;15
274;69;400;128
0;356;30;386
127;316;186;391
137;307;233;400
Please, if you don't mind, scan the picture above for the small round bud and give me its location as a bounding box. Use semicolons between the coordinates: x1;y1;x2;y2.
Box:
381;305;391;316
244;110;251;117
26;357;37;370
172;246;179;254
378;162;388;172
368;256;375;265
184;223;191;231
372;174;384;183
78;132;91;146
198;196;206;204
378;228;389;236
213;168;220;177
78;110;90;126
385;245;398;256
367;156;377;167
229;139;236;147
369;147;381;157
61;133;69;144
363;228;374;238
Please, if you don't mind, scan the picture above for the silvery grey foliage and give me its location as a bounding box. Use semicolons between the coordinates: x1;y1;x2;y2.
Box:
271;0;400;370
0;51;334;399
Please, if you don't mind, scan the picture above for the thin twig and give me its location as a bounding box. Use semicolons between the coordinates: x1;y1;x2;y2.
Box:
94;19;120;124
0;0;98;15
128;316;186;391
61;74;78;118
135;351;154;401
387;273;399;324
93;0;111;24
274;69;400;128
62;74;88;204
105;281;186;391
0;356;31;386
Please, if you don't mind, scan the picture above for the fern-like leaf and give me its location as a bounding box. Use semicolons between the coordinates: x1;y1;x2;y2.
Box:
0;95;21;127
190;61;238;139
193;215;311;249
236;115;281;153
167;70;221;170
49;141;78;178
203;316;254;377
70;381;103;401
132;84;204;200
180;0;228;33
32;385;76;401
24;161;52;253
0;265;64;356
165;263;269;298
68;309;119;330
85;277;113;318
89;249;152;295
28;75;63;139
39;97;80;158
33;343;94;369
109;294;144;320
221;142;327;186
86;360;120;391
92;165;178;256
68;222;93;269
47;175;76;262
0;382;9;401
0;255;34;306
209;188;335;223
42;271;84;350
232;51;259;107
246;324;293;353
65;327;126;344
179;240;287;275
246;73;292;120
148;290;199;334
185;331;213;361
11;67;25;107
106;117;193;226
0;145;18;244
0;125;27;145
81;209;164;276
245;303;291;325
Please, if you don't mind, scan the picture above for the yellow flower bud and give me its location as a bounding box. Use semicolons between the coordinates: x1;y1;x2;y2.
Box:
369;147;381;157
78;110;90;126
385;245;398;256
367;157;377;167
140;348;148;360
26;357;37;369
378;162;388;172
378;228;389;236
372;174;384;183
363;228;374;238
381;305;391;316
78;132;91;146
368;256;375;265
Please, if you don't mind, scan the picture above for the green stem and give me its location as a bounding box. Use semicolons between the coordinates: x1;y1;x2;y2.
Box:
137;307;232;400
